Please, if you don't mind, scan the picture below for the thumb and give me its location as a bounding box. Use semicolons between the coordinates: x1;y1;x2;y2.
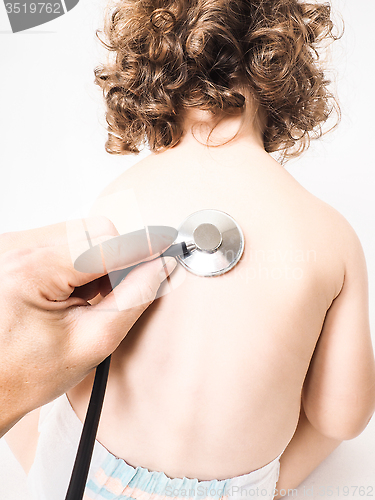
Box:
99;256;177;313
75;256;177;360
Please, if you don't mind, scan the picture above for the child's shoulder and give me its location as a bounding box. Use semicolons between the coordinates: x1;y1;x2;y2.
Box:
296;186;366;291
96;151;365;268
306;191;363;254
99;152;170;198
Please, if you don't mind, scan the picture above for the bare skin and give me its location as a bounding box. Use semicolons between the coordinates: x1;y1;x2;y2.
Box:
6;103;375;490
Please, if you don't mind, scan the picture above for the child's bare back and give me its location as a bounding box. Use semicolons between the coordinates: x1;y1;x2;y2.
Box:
67;132;375;486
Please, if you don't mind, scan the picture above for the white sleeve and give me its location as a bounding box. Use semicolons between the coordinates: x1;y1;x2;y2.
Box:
0;437;30;500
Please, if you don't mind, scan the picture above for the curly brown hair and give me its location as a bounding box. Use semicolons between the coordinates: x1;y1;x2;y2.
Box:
94;0;341;161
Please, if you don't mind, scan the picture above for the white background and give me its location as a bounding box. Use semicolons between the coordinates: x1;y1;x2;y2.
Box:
0;1;374;498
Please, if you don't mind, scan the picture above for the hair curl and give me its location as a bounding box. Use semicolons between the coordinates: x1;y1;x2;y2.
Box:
94;0;341;161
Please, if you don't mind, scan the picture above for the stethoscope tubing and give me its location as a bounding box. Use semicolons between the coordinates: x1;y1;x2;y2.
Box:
64;242;192;500
64;355;111;500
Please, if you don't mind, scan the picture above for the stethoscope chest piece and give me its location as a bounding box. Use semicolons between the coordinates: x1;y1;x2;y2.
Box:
176;209;244;277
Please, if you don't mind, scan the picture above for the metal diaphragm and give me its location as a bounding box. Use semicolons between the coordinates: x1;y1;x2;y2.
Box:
175;209;244;277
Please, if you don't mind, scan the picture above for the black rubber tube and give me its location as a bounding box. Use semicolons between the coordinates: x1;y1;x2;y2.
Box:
63;266;134;500
63;247;189;499
64;355;111;500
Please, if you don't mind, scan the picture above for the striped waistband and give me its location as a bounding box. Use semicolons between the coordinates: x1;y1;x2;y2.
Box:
85;451;281;500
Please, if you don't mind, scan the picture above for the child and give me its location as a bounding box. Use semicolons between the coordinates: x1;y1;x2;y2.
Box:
6;1;375;499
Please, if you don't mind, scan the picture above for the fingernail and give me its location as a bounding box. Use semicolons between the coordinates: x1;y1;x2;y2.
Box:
159;256;177;281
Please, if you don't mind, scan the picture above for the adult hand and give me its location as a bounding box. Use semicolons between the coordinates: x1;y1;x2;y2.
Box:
0;217;177;437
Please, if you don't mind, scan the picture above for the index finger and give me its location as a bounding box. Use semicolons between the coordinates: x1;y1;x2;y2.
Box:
73;226;178;275
19;225;178;305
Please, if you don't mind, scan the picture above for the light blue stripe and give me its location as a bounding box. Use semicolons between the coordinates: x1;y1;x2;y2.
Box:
86;479;119;499
86;453;231;500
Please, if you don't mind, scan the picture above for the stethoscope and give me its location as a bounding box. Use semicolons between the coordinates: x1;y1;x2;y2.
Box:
66;209;244;500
